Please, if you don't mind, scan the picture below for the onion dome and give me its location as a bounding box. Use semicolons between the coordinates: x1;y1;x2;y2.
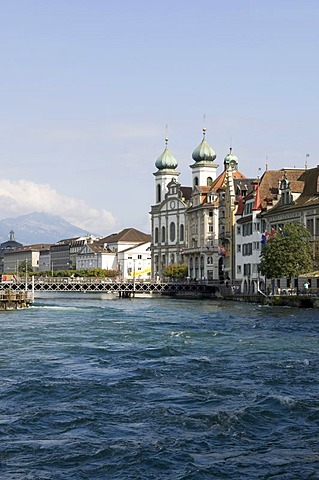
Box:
192;128;216;163
155;137;178;170
224;147;238;165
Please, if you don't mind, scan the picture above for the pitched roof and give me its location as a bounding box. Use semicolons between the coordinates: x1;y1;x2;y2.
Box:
180;186;192;201
98;228;151;244
4;244;52;254
293;166;319;207
210;169;246;192
258;168;305;210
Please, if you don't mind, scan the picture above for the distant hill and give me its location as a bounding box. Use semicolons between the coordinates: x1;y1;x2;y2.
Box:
0;212;93;245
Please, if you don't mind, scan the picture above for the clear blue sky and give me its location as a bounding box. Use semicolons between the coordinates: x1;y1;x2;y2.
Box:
0;0;318;236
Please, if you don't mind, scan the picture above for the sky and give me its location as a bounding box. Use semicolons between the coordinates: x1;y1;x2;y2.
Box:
0;0;318;237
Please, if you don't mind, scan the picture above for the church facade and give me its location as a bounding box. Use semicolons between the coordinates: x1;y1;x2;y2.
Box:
150;129;246;282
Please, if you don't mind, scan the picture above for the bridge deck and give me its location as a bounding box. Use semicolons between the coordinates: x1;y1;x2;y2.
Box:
0;279;219;297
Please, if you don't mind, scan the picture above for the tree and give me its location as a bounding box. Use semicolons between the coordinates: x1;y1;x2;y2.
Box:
259;222;313;280
18;260;33;274
164;263;188;279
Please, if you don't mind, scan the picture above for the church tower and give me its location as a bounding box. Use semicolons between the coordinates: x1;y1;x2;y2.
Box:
153;137;179;204
190;128;218;188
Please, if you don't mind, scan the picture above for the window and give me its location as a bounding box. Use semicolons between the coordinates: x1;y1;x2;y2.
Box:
154;227;159;243
307;218;314;235
237;265;242;274
208;225;214;232
156;184;161;203
138;255;142;259
207;176;212;186
237;226;241;235
161;226;166;242
243;223;253;236
180;224;184;242
237;244;241;253
243;243;252;256
170;222;176;242
254;222;260;231
194;176;199;186
244;203;252;215
244;264;251;276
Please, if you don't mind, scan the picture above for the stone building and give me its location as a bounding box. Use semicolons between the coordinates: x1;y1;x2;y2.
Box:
150;129;248;281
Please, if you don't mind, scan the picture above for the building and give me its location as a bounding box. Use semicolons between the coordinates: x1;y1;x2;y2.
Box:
76;228;151;280
150;129;251;282
0;230;23;273
261;166;319;272
235;168;305;292
3;244;52;274
76;242;114;270
150;137;191;280
210;148;249;283
50;235;100;271
183;129;219;280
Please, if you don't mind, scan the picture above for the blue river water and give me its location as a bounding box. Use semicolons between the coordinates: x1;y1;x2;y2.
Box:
0;294;318;479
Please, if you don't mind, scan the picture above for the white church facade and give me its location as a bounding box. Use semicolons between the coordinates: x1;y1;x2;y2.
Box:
150;129;244;282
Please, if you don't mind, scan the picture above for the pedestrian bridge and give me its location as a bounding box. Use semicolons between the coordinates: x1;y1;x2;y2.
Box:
0;278;220;298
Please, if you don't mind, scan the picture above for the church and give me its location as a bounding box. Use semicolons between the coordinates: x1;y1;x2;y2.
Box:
150;128;248;282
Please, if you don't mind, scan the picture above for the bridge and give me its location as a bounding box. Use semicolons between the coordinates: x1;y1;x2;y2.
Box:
0;278;220;299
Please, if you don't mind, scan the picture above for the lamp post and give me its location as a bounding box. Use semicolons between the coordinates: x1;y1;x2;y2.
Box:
133;259;136;295
25;258;28;291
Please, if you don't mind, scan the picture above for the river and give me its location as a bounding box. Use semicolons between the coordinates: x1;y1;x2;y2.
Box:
0;295;318;479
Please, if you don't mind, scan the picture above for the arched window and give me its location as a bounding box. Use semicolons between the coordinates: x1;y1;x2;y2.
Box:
180;224;184;242
157;184;161;203
207;176;212;186
194;176;199;186
169;222;176;242
161;226;166;242
154;227;159;243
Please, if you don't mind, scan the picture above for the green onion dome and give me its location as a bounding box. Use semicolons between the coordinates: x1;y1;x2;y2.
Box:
192;128;216;163
155;138;178;170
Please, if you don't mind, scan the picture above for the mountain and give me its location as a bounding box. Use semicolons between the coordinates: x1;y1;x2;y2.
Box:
0;212;93;245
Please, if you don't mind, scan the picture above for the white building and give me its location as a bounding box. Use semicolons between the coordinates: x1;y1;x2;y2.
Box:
183;129;220;280
235;168;305;293
150;129;250;282
150;137;191;279
76;228;151;281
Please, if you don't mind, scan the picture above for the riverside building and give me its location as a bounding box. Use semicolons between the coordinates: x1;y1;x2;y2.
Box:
150;129;248;282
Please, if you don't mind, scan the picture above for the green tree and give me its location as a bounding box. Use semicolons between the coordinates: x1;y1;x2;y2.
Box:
18;260;33;274
164;263;188;279
259;222;313;280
